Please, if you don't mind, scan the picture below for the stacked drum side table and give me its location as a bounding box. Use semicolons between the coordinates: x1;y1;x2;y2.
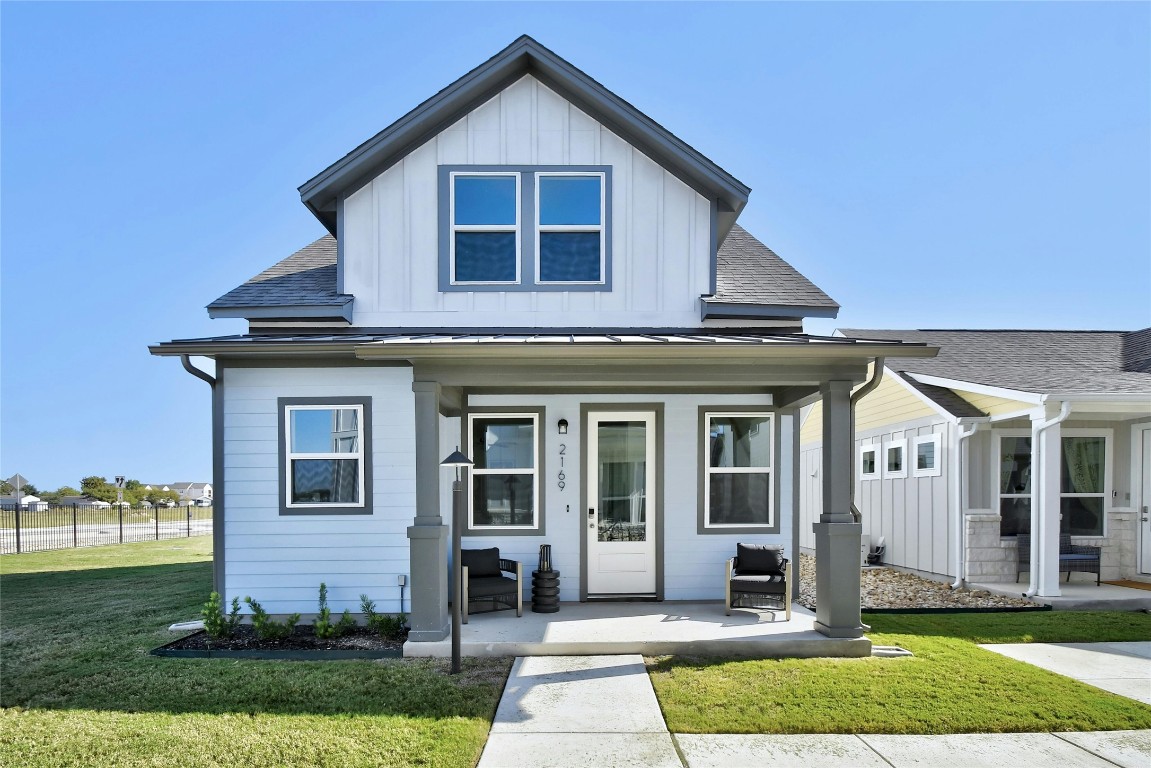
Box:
532;544;560;613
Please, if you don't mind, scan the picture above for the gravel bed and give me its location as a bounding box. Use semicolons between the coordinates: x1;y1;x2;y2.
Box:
797;553;1039;610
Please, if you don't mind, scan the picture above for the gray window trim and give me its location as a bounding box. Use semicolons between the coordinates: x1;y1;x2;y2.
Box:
460;405;547;536
278;396;373;516
438;165;612;292
697;406;779;535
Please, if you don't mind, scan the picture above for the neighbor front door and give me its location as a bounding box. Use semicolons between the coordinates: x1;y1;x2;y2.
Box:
585;410;657;596
1140;429;1151;575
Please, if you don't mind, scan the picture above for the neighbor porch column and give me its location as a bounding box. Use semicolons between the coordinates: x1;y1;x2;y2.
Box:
1032;407;1063;597
812;380;865;638
406;381;450;641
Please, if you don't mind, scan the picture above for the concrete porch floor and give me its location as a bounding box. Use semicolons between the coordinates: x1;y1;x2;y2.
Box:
968;579;1151;611
402;601;872;659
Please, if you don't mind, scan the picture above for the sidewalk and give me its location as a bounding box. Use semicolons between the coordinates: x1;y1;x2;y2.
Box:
476;651;1151;768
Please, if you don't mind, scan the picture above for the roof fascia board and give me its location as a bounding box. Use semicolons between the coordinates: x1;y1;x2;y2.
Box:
206;304;353;322
1042;392;1151;403
904;373;1042;404
299;36;749;234
701;300;840;321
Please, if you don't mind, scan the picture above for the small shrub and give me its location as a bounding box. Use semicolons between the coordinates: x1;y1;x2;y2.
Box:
201;592;242;640
243;596;300;642
360;593;407;641
314;583;357;639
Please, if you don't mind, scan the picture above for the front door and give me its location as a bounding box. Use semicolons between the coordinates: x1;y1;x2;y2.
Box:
1140;429;1151;575
586;410;657;596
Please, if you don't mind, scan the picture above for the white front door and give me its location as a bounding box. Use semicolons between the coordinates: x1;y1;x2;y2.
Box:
586;410;657;596
1139;429;1151;575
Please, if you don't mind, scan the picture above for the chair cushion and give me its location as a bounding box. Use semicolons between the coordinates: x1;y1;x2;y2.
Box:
1060;554;1098;562
736;543;786;575
468;575;518;598
462;547;502;578
730;573;787;594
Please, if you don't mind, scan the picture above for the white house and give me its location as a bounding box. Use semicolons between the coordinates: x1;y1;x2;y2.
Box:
151;36;933;647
799;329;1151;597
0;495;47;511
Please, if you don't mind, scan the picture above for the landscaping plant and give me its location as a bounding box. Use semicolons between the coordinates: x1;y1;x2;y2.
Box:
314;582;357;639
243;596;300;641
360;594;408;641
200;591;243;640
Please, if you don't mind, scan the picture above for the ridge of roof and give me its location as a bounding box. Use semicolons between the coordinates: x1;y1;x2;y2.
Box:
298;35;749;239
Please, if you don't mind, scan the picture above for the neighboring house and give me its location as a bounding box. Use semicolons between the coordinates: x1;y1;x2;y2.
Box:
167;482;213;505
59;496;112;509
799;329;1151;596
0;495;47;511
150;36;932;645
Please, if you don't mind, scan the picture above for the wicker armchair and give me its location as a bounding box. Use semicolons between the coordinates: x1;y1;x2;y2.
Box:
725;543;791;620
461;547;523;623
1016;534;1101;586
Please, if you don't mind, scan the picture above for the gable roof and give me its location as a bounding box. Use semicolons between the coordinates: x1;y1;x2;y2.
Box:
840;328;1151;396
298;35;750;242
209;226;833;320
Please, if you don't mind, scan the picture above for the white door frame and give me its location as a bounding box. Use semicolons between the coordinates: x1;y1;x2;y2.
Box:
1134;424;1151;575
580;403;663;599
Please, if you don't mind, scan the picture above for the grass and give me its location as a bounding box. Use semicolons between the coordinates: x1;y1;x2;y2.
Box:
1;538;510;768
649;610;1151;735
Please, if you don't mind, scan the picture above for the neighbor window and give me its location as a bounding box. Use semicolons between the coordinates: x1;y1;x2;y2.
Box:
1061;434;1107;537
859;445;878;479
998;434;1032;536
884;439;907;479
703;412;773;528
439;166;611;290
469;413;539;529
279;398;371;515
913;434;942;477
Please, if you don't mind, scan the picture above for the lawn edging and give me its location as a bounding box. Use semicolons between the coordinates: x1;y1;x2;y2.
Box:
862;605;1052;615
150;631;404;660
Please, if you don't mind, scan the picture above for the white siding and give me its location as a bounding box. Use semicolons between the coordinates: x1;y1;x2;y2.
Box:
222;365;416;615
461;392;782;601
341;75;714;328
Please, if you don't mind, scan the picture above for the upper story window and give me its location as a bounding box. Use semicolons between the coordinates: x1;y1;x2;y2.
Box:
439;166;611;291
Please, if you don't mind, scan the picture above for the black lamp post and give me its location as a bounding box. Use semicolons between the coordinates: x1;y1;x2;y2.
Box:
440;448;473;674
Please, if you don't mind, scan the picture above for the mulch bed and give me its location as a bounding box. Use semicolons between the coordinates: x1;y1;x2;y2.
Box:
155;625;407;657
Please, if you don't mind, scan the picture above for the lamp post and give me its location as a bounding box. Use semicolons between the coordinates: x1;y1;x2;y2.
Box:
440;448;473;674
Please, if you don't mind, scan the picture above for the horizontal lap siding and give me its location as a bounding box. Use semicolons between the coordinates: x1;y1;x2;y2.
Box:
222;365;416;614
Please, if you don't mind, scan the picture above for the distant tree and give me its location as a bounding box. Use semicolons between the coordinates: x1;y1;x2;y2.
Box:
0;481;12;495
41;485;80;503
144;489;181;505
80;476;117;503
22;483;39;497
125;479;143;491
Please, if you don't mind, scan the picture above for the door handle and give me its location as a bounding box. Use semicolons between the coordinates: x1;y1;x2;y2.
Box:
588;507;595;529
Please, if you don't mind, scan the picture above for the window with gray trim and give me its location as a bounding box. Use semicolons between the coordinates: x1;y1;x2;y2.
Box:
468;412;539;529
439;165;611;291
278;397;372;515
703;412;773;528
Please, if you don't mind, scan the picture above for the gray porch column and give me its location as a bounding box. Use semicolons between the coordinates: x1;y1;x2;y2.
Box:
406;381;449;641
812;380;865;638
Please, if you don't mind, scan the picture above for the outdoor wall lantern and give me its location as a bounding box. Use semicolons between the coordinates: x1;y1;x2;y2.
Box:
440;447;473;675
557;418;568;435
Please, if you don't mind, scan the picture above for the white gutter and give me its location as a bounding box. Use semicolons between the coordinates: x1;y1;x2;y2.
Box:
1024;400;1071;598
949;419;985;589
848;358;886;523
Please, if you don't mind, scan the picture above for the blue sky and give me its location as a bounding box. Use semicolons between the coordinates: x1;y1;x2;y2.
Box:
2;2;1148;491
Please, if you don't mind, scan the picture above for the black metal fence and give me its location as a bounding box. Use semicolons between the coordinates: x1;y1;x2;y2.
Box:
0;505;213;555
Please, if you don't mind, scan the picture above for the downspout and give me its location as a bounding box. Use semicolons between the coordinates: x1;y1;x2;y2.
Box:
848;358;886;523
949;420;981;590
181;354;216;387
1024;400;1071;598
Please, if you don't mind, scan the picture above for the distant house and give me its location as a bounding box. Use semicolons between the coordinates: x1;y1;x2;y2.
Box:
59;496;112;509
0;494;47;511
167;482;213;505
799;329;1151;596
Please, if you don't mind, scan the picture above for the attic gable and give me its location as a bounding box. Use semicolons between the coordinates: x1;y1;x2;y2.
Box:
299;35;749;243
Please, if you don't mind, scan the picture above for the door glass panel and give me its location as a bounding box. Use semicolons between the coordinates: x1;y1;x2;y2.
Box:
597;421;646;542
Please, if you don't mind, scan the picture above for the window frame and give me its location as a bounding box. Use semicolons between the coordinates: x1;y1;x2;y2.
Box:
534;171;607;286
278;396;372;516
464;408;545;534
912;434;942;478
883;438;907;480
698;408;778;534
859;443;879;480
438;165;612;292
1059;428;1111;539
448;171;521;286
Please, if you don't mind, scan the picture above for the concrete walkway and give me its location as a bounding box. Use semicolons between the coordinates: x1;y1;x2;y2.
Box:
477;650;1151;768
979;641;1151;705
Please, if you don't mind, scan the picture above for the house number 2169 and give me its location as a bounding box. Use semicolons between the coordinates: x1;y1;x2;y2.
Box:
557;443;567;490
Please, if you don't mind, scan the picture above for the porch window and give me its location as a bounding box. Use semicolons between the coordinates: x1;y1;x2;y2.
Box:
468;413;539;529
279;397;371;515
704;412;773;528
998;435;1032;536
449;173;520;284
913;434;942;478
883;439;907;479
859;445;878;479
1061;435;1106;537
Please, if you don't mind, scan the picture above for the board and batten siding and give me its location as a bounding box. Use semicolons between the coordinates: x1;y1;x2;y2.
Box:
462;392;784;601
222;365;417;615
341;74;713;328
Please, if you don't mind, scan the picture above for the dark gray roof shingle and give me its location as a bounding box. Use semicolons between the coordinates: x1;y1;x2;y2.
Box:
208;236;350;310
713;225;839;310
841;329;1151;396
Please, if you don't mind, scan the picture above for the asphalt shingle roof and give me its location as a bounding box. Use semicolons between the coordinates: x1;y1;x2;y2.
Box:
209;226;834;314
207;236;349;310
841;329;1151;396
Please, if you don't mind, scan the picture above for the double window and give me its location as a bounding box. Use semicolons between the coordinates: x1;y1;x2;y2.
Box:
701;411;774;530
279;397;371;515
996;430;1109;537
441;166;610;290
467;411;542;531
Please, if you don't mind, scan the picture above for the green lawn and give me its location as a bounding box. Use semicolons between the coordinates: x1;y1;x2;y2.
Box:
649;611;1151;735
1;539;510;768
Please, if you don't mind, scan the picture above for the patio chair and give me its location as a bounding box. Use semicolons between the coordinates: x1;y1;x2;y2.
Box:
1015;534;1101;586
461;547;523;623
725;543;791;620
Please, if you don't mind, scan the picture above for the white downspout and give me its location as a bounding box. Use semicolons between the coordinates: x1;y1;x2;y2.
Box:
849;358;886;523
949;420;981;589
1024;400;1071;598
